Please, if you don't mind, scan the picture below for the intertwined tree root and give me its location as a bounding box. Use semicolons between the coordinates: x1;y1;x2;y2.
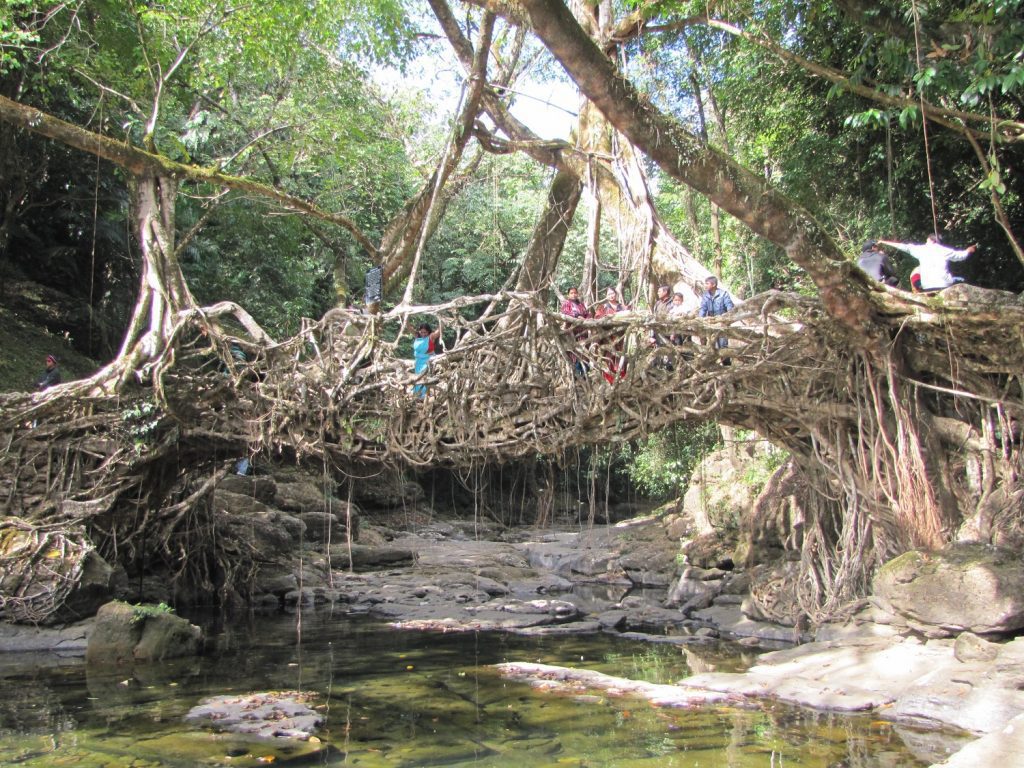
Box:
1;287;1022;623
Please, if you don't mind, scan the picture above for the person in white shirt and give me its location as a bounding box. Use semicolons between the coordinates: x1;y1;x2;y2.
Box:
878;235;976;291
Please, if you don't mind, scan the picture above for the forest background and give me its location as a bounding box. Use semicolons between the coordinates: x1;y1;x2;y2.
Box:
1;0;1022;503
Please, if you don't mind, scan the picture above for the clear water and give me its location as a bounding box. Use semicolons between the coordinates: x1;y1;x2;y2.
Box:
0;611;967;767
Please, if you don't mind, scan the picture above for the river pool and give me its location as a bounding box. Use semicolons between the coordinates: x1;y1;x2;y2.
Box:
0;610;968;767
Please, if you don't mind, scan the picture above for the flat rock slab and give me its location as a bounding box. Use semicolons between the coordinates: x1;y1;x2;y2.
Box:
493;662;738;708
932;713;1024;767
0;619;91;654
185;692;323;740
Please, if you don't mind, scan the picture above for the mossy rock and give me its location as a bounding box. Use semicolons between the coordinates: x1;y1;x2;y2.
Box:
86;601;202;665
873;545;1024;635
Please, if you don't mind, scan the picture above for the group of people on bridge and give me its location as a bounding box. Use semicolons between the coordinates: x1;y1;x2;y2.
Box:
560;275;735;382
408;230;976;396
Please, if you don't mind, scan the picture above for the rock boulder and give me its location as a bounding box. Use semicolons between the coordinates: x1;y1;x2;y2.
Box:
873;546;1024;636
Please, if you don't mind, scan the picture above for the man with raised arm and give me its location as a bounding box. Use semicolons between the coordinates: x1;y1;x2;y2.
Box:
878;234;976;292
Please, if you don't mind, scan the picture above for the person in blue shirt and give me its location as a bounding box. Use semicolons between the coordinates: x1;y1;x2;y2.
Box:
699;276;735;356
412;323;441;398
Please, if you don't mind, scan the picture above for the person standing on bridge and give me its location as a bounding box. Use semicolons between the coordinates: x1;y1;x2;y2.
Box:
668;290;698;347
594;286;628;383
560;286;591;377
649;285;673;370
412;322;441;398
36;354;61;390
877;234;976;292
699;276;734;361
650;285;672;346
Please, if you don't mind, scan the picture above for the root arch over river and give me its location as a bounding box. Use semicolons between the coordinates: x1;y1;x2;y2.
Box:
2;284;1022;626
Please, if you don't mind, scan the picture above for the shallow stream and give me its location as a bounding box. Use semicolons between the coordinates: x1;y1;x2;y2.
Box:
0;611;967;767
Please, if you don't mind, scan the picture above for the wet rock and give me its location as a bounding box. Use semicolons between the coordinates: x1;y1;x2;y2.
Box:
251;565;298;597
666;566;725;612
328;544;415;570
515;620;602;636
86;601;201;665
596;609;628;629
0;619;92;654
185;691;323;740
511;574;574;597
691;603;811;644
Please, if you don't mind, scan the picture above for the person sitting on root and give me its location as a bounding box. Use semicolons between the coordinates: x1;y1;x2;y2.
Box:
36;354;61;390
878;234;977;292
412;322;441;398
857;240;899;286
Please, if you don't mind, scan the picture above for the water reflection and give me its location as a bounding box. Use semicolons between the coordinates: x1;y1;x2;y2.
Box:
0;612;968;766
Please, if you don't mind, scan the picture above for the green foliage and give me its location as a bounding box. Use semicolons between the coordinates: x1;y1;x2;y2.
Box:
741;444;789;498
620;422;721;499
120;400;163;454
642;0;1024;292
422;155;551;302
127;601;175;625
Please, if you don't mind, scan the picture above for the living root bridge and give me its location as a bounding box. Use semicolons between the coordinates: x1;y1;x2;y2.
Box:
1;286;1023;624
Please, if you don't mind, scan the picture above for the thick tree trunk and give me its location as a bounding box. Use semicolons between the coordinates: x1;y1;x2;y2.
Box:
515;169;582;295
113;174;193;373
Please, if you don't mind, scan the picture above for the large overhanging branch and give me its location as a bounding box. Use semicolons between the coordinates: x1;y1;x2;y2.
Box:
0;94;380;260
472;0;879;339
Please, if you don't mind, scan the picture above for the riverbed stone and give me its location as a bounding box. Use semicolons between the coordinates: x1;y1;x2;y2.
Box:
328;544;415;569
185;691;323;740
86;601;201;665
0;618;92;653
873;545;1024;635
954;631;1000;663
665;566;724;612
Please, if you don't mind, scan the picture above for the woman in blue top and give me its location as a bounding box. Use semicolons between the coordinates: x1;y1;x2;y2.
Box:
412;323;441;397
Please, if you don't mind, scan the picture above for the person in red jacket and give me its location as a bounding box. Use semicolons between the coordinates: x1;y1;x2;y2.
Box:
560;286;591;377
594;286;628;383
